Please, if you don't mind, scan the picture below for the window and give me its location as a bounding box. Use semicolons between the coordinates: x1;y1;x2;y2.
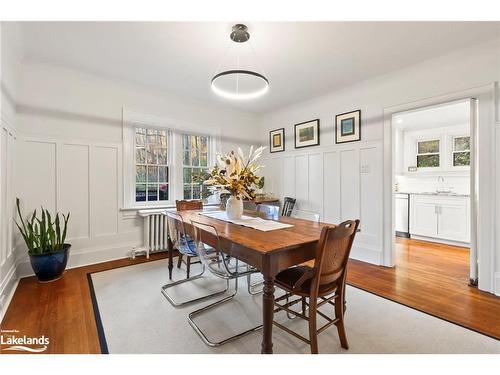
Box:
416;139;440;168
452;136;470;167
135;127;169;202
183;134;210;200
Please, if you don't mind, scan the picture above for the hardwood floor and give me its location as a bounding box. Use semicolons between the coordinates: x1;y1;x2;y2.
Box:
1;238;499;354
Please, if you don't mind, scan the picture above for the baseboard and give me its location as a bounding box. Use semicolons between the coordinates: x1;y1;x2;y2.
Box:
16;242;138;278
494;272;500;297
0;263;20;324
350;244;382;265
410;235;469;248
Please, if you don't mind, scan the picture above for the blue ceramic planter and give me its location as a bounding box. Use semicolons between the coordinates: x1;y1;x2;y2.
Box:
29;244;71;282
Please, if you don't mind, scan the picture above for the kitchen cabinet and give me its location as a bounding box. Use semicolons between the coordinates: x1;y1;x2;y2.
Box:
395;193;409;236
409;194;470;244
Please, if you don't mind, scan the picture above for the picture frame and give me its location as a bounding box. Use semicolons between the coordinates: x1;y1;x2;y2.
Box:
269;128;285;153
294;119;320;149
335;110;361;144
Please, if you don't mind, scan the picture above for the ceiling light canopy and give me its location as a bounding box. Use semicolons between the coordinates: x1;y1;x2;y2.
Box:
211;24;269;101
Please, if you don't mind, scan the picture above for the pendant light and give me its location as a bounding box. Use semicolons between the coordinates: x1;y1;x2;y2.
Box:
211;24;269;100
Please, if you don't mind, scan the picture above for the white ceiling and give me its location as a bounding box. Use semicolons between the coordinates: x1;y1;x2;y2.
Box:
17;22;500;113
393;100;470;131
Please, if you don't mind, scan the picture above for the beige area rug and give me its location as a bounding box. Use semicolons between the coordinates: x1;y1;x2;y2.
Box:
88;258;500;354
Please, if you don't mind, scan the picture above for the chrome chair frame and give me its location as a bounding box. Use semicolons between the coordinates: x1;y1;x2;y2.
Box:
187;220;263;347
161;212;229;307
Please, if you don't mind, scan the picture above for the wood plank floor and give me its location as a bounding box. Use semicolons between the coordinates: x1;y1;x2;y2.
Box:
1;238;499;353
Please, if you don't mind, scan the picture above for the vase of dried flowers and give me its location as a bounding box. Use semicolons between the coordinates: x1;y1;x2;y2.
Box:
226;195;244;220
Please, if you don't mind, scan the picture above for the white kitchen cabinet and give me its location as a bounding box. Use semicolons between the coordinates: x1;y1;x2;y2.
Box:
409;194;470;244
395;193;409;234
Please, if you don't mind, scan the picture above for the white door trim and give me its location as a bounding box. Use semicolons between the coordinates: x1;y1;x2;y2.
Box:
382;83;497;293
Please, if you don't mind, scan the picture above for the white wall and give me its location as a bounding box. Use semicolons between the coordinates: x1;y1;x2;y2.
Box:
258;39;500;287
0;22;21;321
12;61;260;278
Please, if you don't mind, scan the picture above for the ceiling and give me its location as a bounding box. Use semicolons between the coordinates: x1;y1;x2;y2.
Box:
17;22;500;113
393;100;470;131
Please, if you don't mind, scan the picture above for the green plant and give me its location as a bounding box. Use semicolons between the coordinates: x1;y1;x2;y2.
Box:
15;198;70;255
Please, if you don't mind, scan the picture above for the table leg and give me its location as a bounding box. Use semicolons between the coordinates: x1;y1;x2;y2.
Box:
167;237;173;280
261;276;275;354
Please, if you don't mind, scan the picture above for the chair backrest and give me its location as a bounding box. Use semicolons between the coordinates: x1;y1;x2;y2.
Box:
166;211;196;255
281;197;296;216
256;204;279;219
313;220;360;290
292;209;320;223
191;220;232;277
176;200;203;211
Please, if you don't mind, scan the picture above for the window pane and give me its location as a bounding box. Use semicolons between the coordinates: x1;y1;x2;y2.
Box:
417;154;439;168
453;152;470;166
159;166;168;182
454;136;470;151
135;128;146;146
136;147;146;163
147;166;158;183
183;134;190;150
183;184;192;199
183;150;190;165
147;184;158;201
200;136;208;153
136;165;146;183
418;140;439;154
192;185;201;199
183;167;192;184
147;128;157;144
201;152;208;167
191;136;200;165
158;148;168;164
135;184;146;202
147;145;157;164
159;184;168;201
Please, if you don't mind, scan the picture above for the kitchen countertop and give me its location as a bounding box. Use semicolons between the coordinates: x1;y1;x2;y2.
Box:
396;191;470;197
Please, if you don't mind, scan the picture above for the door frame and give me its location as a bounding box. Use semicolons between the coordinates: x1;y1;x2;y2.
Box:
382;83;497;293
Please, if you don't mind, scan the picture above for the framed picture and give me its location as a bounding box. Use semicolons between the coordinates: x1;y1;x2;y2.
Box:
269;128;285;153
335;110;361;144
294;119;320;149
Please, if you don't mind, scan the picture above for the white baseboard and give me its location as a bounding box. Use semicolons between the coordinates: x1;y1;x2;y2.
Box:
494;272;500;297
350;244;382;265
410;235;469;248
0;263;20;323
16;242;138;278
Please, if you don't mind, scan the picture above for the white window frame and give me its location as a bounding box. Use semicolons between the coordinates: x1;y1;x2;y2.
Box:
415;138;441;171
182;133;212;200
451;134;471;169
122;109;220;209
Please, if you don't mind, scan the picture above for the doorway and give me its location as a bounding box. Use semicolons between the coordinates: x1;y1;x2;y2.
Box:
391;99;474;285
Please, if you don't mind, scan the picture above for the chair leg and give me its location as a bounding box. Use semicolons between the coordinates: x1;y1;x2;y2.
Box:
302;297;306;316
186;256;191;278
308;297;319;354
177;254;183;269
335;294;349;349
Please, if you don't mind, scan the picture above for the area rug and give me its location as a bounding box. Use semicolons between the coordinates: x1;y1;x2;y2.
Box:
88;259;500;354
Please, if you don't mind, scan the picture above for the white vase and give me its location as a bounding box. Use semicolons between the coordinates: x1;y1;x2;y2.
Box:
226;195;243;220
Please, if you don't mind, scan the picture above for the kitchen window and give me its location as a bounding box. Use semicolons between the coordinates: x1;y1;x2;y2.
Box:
452;136;470;167
416;139;440;168
183;134;210;199
135;127;169;202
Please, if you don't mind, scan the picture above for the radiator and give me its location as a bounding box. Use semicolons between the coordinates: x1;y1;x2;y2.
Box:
132;209;168;259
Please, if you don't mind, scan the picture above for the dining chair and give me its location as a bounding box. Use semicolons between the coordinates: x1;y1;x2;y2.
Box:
175;200;203;274
256;204;279;219
187;220;263;347
161;211;229;307
273;220;360;354
291;209;320;223
281;197;296;216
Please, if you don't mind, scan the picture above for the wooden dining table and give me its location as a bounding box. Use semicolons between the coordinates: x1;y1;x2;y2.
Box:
166;207;331;354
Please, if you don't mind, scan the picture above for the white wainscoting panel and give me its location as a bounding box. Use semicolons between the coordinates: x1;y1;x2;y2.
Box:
262;140;383;265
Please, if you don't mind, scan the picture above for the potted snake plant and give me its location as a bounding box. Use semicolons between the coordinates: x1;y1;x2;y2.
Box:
15;198;71;282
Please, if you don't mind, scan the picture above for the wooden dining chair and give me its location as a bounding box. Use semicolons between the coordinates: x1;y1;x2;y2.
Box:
273;219;360;354
175;200;203;277
281;197;296;216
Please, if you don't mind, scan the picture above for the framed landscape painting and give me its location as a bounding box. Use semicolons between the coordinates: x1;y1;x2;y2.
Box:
335;109;361;144
294;119;320;148
269;128;285;153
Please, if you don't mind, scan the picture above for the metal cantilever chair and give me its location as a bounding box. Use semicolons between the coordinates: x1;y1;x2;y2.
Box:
161;211;229;307
187;220;263;347
273;220;360;354
175;199;203;277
